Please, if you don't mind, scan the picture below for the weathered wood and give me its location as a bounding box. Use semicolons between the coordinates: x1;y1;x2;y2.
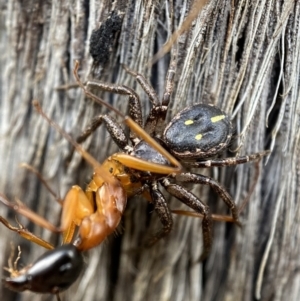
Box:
0;1;299;301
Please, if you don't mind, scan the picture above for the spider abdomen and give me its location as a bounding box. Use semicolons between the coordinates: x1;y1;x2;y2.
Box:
163;104;232;159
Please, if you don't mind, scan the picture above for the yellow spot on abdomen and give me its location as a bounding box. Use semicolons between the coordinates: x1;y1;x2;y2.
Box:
211;115;225;123
195;134;202;140
184;120;194;125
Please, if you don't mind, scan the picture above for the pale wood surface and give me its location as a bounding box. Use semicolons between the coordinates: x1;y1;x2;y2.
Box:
0;1;299;301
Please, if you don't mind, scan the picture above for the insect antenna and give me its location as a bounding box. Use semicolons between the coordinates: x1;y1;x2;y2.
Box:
32;100;117;186
19;163;63;205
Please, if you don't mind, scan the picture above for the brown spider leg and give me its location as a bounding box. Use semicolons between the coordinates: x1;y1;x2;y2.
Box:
238;160;261;214
73;62;182;173
120;66;159;136
160;178;213;261
122;46;178;136
146;46;178;136
161;49;177;107
144;182;173;246
154;43;178;136
175;173;241;226
189;150;270;168
66;114;129;163
86;81;143;132
75;114;128;149
122;65;159;106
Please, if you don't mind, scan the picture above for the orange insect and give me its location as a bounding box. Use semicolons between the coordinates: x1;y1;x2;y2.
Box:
0;61;183;300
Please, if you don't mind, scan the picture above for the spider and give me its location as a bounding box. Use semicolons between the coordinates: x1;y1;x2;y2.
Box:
72;55;268;260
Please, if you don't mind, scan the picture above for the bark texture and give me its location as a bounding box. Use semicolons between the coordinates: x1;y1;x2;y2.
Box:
0;1;299;301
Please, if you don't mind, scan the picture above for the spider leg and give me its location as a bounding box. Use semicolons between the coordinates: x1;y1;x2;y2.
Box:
123;45;178;136
66;114;129;164
160;178;212;260
172;210;235;223
190;150;270;168
145;181;173;246
146;45;178;136
122;65;159;106
74;114;128;150
121;66;160;136
155;43;178;132
175;173;241;226
161;52;176;107
73;62;182;174
86;80;143;129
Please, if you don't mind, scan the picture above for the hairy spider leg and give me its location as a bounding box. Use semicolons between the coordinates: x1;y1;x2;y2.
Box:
172;153;269;219
72;53;179;171
189;150;270;168
146;181;173;246
160;178;213;260
85;80;143;142
175;173;241;226
73;60;182;175
122;42;178;137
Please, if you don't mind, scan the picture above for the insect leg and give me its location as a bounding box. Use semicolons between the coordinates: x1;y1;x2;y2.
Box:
0;216;54;249
33;101;120;186
20;163;63;206
60;185;94;244
171;210;235;223
0;193;59;233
